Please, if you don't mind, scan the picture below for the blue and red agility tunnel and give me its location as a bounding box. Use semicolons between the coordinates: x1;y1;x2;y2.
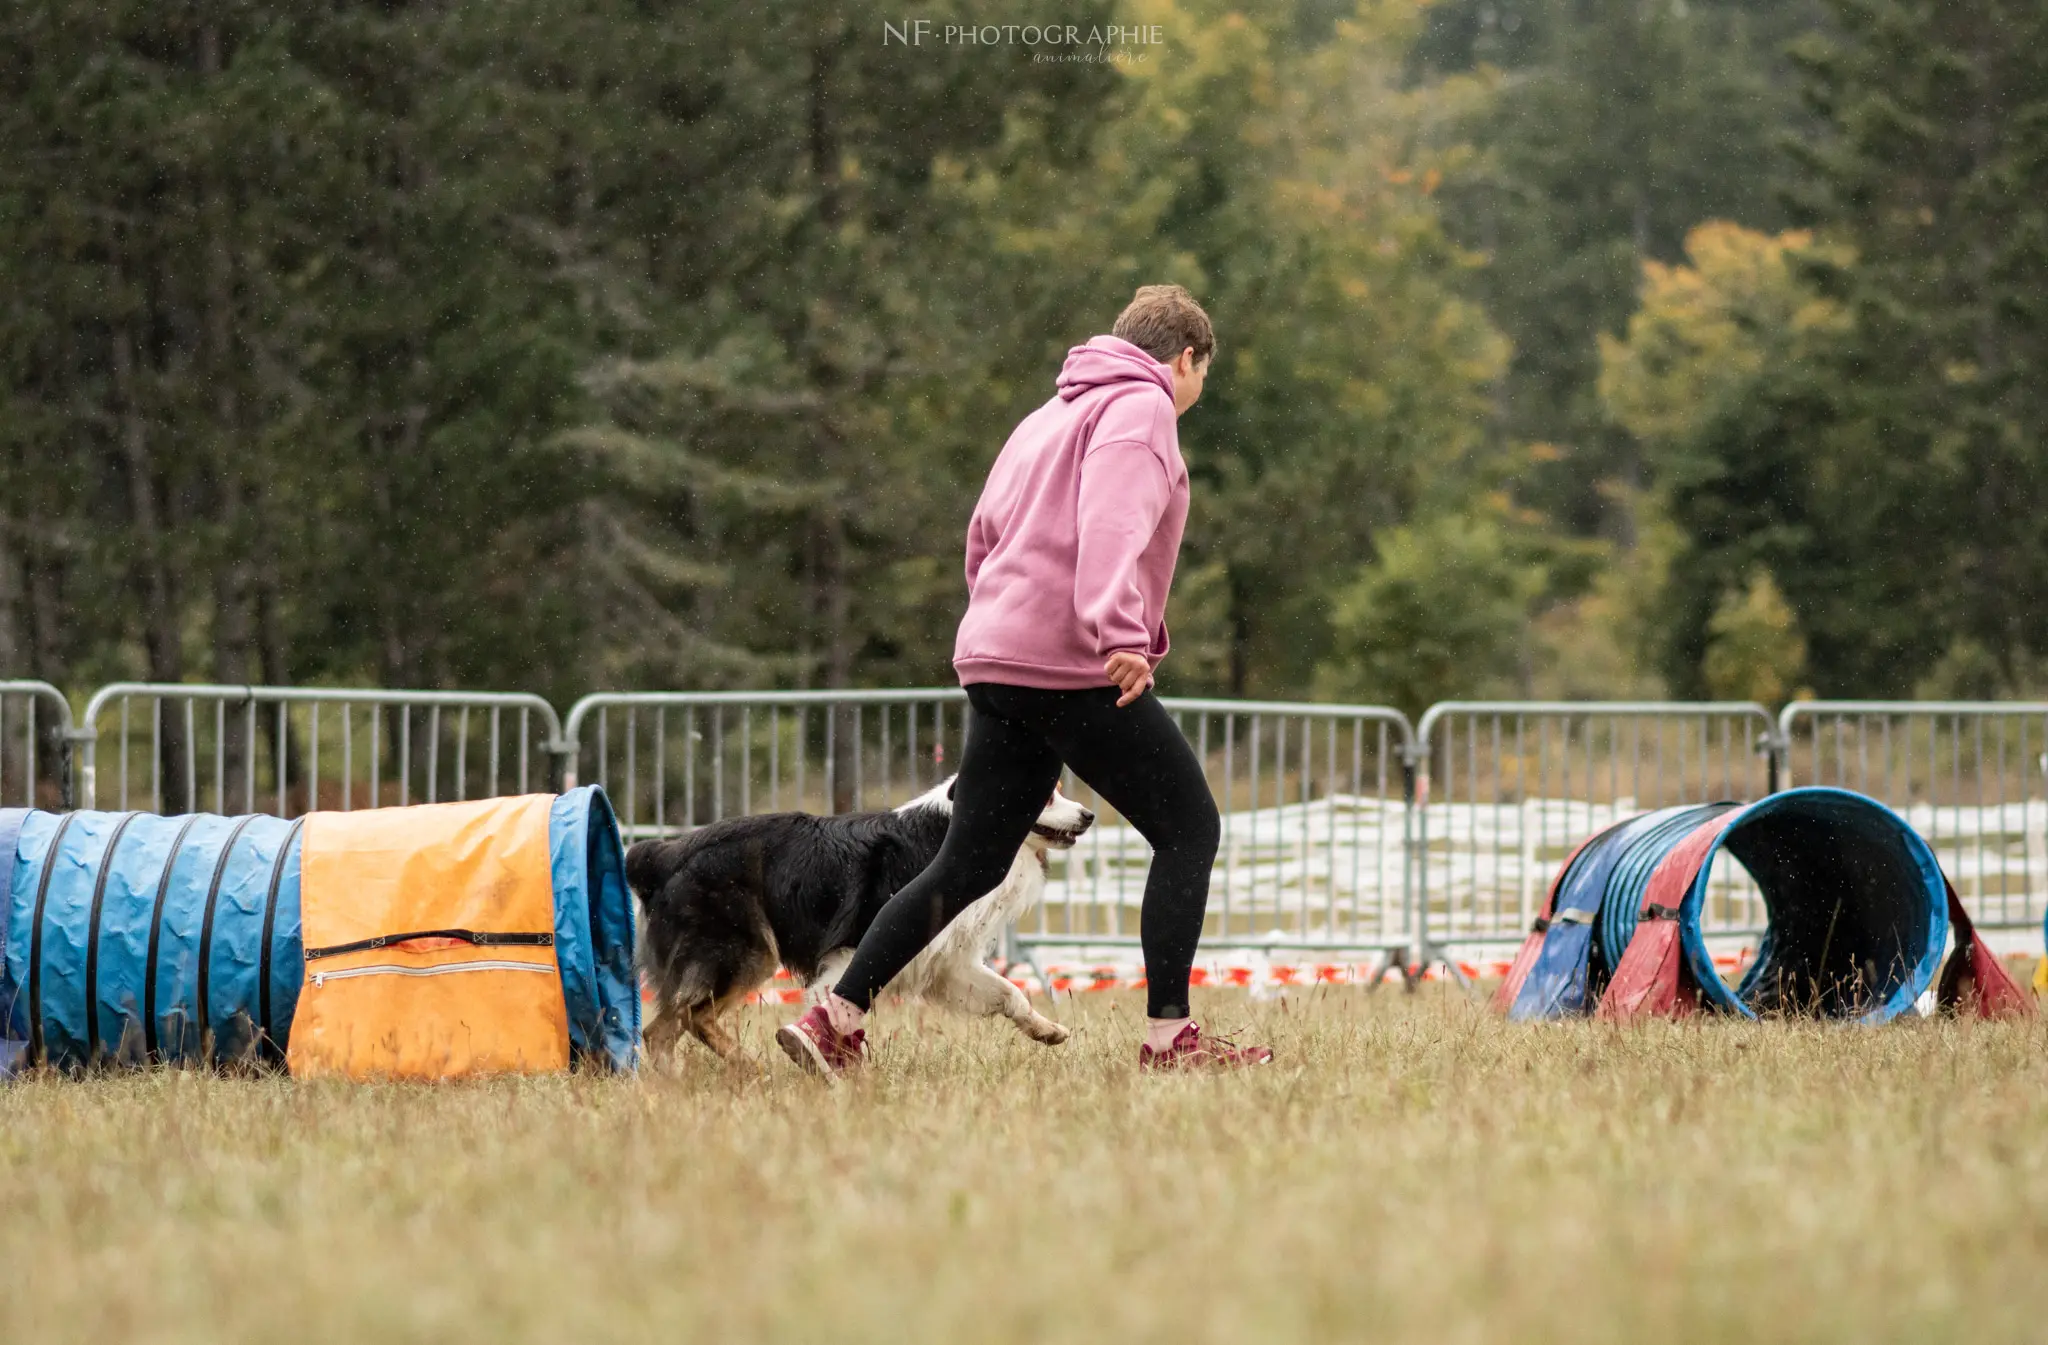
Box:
0;788;638;1075
1496;787;2031;1023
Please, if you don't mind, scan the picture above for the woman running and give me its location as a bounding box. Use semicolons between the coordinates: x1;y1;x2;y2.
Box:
777;284;1272;1076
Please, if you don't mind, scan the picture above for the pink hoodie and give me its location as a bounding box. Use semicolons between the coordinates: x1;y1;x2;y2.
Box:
952;335;1189;690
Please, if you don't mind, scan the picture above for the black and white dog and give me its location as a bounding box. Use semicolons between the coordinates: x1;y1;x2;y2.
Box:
625;778;1094;1063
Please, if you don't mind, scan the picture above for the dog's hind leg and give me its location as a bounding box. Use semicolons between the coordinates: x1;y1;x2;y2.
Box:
685;993;746;1061
686;940;782;1061
642;998;688;1070
934;962;1069;1046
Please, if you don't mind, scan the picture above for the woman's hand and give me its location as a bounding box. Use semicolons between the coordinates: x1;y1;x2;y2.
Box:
1104;651;1154;707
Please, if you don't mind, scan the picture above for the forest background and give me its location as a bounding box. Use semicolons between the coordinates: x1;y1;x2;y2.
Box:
4;0;2043;716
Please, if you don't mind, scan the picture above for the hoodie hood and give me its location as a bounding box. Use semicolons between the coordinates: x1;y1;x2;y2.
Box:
1055;335;1175;403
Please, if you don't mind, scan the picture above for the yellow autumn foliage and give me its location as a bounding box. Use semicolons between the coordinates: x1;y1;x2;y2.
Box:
1600;221;1852;446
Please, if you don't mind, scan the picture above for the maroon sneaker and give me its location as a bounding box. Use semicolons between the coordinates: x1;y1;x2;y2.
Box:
776;1005;866;1079
1139;1022;1274;1072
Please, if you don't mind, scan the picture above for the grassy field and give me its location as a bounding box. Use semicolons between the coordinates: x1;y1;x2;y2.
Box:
3;989;2046;1344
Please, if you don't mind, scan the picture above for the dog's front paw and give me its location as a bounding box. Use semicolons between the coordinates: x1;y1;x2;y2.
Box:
1024;1017;1070;1046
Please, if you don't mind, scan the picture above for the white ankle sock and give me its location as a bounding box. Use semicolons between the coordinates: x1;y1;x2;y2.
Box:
822;992;867;1036
1144;1016;1193;1051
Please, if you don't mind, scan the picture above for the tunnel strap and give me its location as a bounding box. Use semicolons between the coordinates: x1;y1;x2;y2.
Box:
303;929;555;960
82;812;142;1062
1492;827;1606;1016
257;816;308;1061
25;811;79;1066
195;815;261;1065
143;814;203;1063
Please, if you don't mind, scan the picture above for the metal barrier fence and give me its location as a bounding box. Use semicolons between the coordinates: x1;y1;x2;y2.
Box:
562;689;970;825
562;690;1419;966
1413;702;1779;973
1023;699;1413;959
77;684;567;817
12;680;2048;971
0;680;74;809
1780;702;2048;932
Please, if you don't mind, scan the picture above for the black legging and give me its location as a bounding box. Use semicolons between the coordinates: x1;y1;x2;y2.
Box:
830;683;1220;1019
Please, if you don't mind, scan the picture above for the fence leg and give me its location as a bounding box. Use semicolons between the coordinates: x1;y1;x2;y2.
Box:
69;728;96;812
1405;751;1428;990
1401;750;1473;994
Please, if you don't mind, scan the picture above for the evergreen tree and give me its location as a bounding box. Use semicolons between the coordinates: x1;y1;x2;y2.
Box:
1040;0;1509;696
1788;0;2048;687
550;0;1122;692
1423;0;1822;537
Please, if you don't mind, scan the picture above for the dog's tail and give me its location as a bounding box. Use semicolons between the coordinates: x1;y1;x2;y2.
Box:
624;837;667;896
625;831;733;1012
625;829;724;896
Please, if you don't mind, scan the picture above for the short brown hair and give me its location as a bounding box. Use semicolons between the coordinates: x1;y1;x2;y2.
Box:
1112;284;1215;365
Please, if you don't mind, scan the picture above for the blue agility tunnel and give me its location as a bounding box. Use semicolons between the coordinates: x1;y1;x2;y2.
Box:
0;787;637;1074
1507;788;1956;1024
1666;788;1950;1022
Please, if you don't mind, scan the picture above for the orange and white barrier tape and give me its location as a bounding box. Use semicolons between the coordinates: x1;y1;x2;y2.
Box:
643;949;1770;1006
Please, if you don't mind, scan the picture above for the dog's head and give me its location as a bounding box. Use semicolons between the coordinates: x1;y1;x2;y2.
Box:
1027;784;1094;850
903;775;1095;849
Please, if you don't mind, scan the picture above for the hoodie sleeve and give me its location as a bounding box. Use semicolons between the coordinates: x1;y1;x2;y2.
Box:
1074;439;1171;660
963;506;993;593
